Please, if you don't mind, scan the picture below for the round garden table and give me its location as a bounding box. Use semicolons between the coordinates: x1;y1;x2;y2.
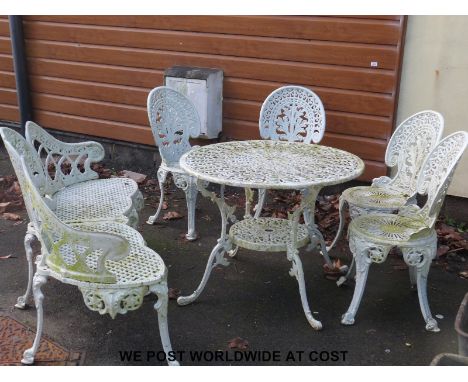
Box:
177;140;364;329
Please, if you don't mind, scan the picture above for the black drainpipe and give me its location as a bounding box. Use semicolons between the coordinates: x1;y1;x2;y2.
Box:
8;15;32;135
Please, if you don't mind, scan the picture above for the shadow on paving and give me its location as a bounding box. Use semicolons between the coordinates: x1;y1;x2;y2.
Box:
0;147;466;366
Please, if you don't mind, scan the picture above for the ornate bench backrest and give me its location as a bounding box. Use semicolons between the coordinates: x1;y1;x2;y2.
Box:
259;86;326;144
25;121;105;195
417;131;468;228
147;86;201;167
1;127;129;283
383;111;444;196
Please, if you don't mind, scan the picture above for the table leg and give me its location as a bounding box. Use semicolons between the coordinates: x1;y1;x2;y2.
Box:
301;188;333;267
177;181;236;306
287;188;323;330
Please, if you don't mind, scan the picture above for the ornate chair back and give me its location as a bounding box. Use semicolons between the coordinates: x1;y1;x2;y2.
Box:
382;111;444;196
147;86;201;167
416;131;468;229
25;121;104;195
0;127;129;283
259;85;326;144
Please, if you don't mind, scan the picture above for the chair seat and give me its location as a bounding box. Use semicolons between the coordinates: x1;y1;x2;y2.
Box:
349;213;435;246
48;220;166;288
342;185;409;211
53;178;143;225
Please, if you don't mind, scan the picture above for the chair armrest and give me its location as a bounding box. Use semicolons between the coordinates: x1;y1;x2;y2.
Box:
371;176;393;187
46;224;131;284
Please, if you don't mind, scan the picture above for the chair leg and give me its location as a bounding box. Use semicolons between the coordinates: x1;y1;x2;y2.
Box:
146;168;169;225
15;232;36;309
408;265;417;288
184;177;198;241
287;247;322;330
253;188;267;219
150;282;179;366
341;244;372;326
403;245;439;332
327;196;347;252
21;274;47;365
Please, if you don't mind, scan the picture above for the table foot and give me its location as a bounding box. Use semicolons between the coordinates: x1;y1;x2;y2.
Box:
288;247;322;330
177;239;231;306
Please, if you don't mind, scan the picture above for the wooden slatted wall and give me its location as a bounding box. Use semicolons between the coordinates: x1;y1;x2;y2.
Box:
0;16;19;122
4;16;406;180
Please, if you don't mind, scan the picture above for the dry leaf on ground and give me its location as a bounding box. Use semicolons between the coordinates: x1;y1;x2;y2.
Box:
2;212;22;221
163;211;183;220
168;288;181;300
228;337;249;350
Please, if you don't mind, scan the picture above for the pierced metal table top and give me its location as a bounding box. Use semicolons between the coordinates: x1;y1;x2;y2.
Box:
180;140;365;189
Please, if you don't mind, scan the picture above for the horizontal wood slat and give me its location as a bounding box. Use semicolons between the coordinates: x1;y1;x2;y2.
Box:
0;71;16;88
32;92;147;126
222;98;391;140
222;118;386;162
0;37;12;54
224;78;394;117
28;58;164;88
25;16;402;45
0;54;13;71
23;21;398;69
0;19;9;37
30;75;394;118
25;40;395;93
0;88;17;105
0;104;19;122
35;110;153;145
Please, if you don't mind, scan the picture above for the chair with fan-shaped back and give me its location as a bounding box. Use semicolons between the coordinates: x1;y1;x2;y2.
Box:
246;85;326;219
238;85;330;263
341;131;467;332
328;111;444;285
146;86;201;241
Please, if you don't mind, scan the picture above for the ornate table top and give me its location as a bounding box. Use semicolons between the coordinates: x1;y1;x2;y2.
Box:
180;140;365;189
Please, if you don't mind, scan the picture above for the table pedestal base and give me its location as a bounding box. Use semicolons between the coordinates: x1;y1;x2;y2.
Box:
177;182;324;330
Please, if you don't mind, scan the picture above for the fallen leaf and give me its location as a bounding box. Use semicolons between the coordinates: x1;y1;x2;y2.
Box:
437;245;450;257
119;170;147;184
162;211;183;220
168;288;181;300
459;271;468;279
2;212;22;221
0;254;13;260
405;342;412;348
146;179;159;186
228;337;249;351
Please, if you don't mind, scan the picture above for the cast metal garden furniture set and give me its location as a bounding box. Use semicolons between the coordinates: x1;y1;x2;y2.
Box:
1;85;467;366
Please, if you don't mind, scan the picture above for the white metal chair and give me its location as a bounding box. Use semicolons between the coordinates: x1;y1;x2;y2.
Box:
328;111;444;284
2;126;146;310
146;86;201;241
341;131;467;332
247;85;326;219
25;121;144;228
1;128;179;366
